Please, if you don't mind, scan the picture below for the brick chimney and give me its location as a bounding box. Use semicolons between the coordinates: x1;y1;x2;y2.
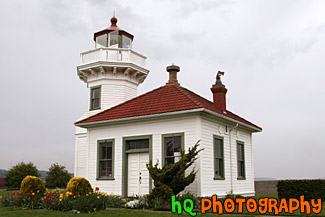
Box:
166;64;180;85
211;71;227;112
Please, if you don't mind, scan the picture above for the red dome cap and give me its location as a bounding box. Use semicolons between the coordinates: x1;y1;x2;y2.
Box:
94;16;134;41
110;16;117;26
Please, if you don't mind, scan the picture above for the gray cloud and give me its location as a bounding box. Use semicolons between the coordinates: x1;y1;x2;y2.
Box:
0;0;324;179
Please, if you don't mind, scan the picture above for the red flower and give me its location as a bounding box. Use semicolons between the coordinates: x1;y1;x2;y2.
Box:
17;192;20;195
28;193;31;196
51;196;54;199
49;192;52;196
11;192;15;195
95;187;99;191
30;190;33;193
71;193;74;196
32;199;35;201
46;195;49;198
19;197;22;200
22;197;24;199
56;195;59;198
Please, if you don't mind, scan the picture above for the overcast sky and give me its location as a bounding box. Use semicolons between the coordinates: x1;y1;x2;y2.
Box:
0;0;324;179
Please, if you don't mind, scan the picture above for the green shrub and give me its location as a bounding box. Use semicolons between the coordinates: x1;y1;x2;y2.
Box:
20;176;46;195
6;162;40;188
146;141;203;204
147;182;173;209
45;163;71;188
277;179;325;201
66;177;93;196
176;192;200;209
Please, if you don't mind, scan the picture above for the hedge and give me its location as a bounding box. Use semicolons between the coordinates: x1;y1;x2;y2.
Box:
277;179;325;201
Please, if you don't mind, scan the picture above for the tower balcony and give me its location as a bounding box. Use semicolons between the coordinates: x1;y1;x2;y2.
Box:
77;47;149;84
80;47;146;67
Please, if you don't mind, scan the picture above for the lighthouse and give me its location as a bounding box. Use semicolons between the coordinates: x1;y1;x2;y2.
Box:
77;16;149;119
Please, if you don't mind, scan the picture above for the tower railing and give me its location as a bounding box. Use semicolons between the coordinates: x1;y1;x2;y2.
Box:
80;48;147;68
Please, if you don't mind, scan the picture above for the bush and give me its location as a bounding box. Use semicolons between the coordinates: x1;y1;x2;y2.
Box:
277;179;325;201
45;163;71;188
147;182;173;209
176;192;200;209
20;176;46;195
66;177;93;196
146;141;203;208
6;162;40;188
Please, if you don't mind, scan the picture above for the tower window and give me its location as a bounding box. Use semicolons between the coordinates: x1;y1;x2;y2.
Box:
90;86;101;110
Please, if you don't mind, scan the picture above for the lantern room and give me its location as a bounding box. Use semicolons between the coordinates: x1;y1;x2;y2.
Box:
94;16;134;49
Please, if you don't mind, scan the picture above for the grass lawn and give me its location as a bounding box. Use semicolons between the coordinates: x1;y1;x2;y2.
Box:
1;191;324;216
0;206;183;217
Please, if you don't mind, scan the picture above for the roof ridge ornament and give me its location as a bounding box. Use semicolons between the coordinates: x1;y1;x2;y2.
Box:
110;15;118;27
214;71;225;87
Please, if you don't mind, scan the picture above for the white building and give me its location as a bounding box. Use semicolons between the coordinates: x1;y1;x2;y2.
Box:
74;16;262;197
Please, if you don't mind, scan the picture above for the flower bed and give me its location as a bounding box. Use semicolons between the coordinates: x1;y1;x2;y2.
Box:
0;188;125;213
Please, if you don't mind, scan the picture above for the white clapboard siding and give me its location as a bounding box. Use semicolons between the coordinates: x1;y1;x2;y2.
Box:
75;112;256;197
84;114;200;195
200;115;254;197
75;134;87;177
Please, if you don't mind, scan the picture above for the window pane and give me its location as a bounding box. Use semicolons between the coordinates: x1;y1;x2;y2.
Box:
166;157;174;165
96;34;107;48
173;136;181;152
109;30;118;47
215;160;220;175
101;146;107;160
107;146;112;159
93;88;100;98
166;139;174;157
215;139;222;158
122;35;132;48
126;139;149;150
93;98;100;108
174;151;181;163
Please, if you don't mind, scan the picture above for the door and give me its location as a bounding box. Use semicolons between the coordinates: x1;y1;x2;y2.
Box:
127;152;149;196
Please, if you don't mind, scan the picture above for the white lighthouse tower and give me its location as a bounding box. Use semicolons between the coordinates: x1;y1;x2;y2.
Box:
77;16;149;119
74;17;149;177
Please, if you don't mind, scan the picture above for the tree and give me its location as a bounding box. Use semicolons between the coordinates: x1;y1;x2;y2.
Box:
6;162;40;188
45;163;71;188
146;141;203;203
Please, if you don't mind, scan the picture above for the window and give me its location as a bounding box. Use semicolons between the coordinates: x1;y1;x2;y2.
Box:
90;86;101;110
214;136;224;179
126;139;149;151
98;140;114;179
237;142;245;179
163;134;183;165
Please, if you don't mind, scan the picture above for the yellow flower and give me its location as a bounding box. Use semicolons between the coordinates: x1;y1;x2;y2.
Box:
0;196;2;199
97;196;100;199
37;190;39;193
59;198;62;202
32;193;35;196
74;196;76;198
86;194;88;197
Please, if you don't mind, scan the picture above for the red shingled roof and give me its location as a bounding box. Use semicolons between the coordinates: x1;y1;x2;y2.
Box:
75;83;262;131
